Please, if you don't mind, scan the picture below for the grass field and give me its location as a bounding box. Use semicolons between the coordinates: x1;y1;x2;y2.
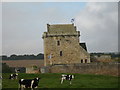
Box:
2;73;119;88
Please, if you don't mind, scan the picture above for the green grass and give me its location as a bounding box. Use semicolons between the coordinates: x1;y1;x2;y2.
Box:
2;73;119;88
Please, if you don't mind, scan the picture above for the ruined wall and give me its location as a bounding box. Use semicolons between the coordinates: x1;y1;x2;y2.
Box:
42;24;90;66
26;66;39;73
97;55;112;62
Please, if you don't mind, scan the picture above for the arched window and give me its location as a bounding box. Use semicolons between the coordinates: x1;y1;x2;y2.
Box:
60;51;62;56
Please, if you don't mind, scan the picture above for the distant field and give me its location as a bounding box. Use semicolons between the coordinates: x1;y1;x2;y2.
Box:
2;73;119;88
2;60;44;67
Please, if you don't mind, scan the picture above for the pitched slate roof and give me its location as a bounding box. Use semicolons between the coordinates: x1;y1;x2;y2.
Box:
80;43;87;51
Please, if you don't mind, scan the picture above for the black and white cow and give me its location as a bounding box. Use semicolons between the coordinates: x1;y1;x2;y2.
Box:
61;74;74;84
19;77;40;89
15;69;20;73
9;73;18;79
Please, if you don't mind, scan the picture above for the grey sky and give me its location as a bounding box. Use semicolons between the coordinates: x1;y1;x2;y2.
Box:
2;2;118;56
75;2;118;53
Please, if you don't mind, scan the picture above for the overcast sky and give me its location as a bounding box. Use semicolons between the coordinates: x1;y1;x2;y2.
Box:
2;2;118;56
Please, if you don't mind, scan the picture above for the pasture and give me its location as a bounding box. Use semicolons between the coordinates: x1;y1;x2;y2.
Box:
2;73;119;88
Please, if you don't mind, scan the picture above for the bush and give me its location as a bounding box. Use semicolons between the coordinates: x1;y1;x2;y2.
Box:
2;63;13;73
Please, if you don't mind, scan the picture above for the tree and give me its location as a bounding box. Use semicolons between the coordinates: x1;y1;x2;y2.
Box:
9;54;17;60
36;53;44;59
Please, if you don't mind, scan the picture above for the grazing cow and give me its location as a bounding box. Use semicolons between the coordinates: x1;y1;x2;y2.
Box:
9;73;18;79
61;74;74;84
15;69;20;73
19;77;40;89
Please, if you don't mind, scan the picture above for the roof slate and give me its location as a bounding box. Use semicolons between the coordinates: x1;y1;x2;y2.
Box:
80;43;87;51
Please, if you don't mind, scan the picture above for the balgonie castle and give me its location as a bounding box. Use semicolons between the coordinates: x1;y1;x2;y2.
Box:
42;24;90;66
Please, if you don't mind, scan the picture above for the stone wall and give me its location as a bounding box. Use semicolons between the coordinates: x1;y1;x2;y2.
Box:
26;66;40;73
97;55;112;62
48;63;119;76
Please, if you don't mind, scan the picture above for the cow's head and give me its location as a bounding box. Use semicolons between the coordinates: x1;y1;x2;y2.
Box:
72;75;74;79
61;74;66;77
10;74;13;76
34;77;40;82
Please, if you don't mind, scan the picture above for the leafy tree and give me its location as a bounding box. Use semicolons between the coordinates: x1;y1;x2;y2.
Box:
9;54;17;60
36;53;44;59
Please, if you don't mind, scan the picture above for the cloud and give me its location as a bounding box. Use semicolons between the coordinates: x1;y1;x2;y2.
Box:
2;2;118;56
75;2;118;53
2;2;81;56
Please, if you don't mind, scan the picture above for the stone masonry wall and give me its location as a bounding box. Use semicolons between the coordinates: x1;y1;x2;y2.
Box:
49;63;119;76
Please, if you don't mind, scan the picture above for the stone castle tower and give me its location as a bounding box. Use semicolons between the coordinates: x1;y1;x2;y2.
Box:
42;24;90;66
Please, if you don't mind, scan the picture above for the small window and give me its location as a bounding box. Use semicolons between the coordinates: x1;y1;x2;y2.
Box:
85;59;87;63
81;59;83;63
57;41;60;46
60;51;62;56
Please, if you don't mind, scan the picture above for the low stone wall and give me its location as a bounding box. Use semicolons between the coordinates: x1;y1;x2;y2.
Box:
48;63;119;76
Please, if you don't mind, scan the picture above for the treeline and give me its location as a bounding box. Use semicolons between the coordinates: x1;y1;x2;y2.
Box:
1;53;44;60
90;52;120;58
